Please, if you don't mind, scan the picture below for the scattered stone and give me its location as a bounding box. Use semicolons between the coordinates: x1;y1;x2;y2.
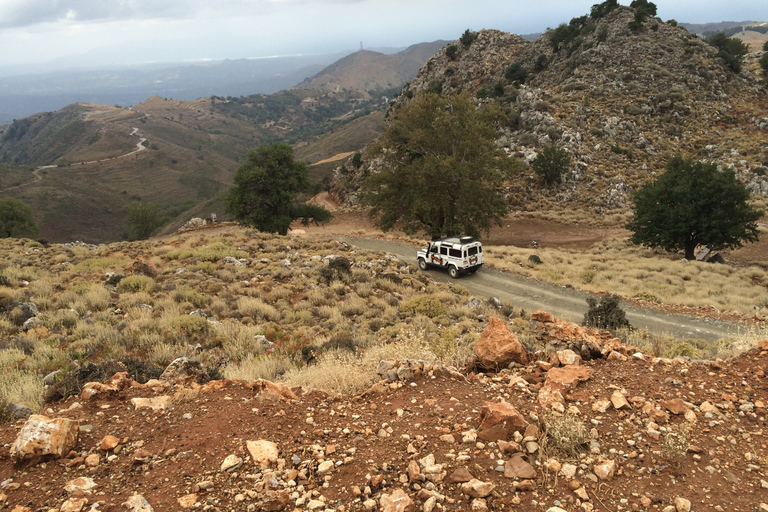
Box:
446;467;474;483
131;396;171;411
64;477;97;495
593;460;616;481
60;497;88;512
220;454;242;472
560;463;578;479
5;403;33;420
471;498;489;512
478;401;528;441
84;453;99;467
610;391;630;410
10;415;79;463
556;349;582;366
122;494;154;512
538;366;593;406
380;489;415;512
504;454;537;479
460;479;495;498
100;435;120;451
674;497;692;512
661;398;688;415
177;494;198;509
317;460;334;476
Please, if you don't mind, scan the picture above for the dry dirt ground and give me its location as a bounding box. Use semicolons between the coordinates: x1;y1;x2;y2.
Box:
1;342;766;512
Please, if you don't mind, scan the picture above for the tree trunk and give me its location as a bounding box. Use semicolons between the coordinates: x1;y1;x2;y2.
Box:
684;242;696;261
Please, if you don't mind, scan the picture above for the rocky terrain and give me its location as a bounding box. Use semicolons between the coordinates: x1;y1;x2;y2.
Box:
1;313;767;512
334;5;768;221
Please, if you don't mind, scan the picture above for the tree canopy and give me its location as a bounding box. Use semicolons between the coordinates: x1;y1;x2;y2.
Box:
125;201;166;241
225;143;332;235
0;197;39;239
532;146;571;186
626;155;762;260
360;92;518;239
708;33;749;72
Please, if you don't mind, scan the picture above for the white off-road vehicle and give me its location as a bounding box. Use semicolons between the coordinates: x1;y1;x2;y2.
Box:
416;236;483;278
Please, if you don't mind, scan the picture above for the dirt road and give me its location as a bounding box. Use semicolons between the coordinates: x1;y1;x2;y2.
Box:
342;236;741;343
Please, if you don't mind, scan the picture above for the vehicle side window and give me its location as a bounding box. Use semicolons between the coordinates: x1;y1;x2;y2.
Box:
449;248;461;258
478;246;483;253
429;245;438;253
439;246;448;256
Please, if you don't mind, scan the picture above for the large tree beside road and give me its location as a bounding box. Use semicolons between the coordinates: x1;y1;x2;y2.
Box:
360;92;518;239
626;155;762;260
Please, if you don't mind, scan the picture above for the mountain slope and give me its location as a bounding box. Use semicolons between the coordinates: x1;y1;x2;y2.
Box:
346;6;768;222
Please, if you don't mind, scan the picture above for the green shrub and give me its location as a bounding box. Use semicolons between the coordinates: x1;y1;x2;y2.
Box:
445;44;458;60
459;29;477;48
590;0;618;19
319;257;352;284
583;293;630;330
708;33;749;72
505;62;528;83
117;275;155;293
401;295;449;318
664;341;700;359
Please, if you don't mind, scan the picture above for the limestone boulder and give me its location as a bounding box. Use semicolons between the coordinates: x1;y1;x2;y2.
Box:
10;415;79;463
475;317;528;369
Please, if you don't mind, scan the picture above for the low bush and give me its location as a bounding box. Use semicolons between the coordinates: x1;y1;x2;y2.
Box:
401;295;449;318
117;275;155;293
583;293;630;330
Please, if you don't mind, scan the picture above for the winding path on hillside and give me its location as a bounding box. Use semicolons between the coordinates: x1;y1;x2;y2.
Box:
0;127;147;193
342;236;743;343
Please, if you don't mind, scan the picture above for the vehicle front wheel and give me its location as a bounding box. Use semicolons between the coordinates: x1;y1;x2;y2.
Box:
448;265;460;279
418;258;428;271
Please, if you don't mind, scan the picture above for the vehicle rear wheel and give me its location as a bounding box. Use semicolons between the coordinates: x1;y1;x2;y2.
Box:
448;265;460;279
418;258;428;271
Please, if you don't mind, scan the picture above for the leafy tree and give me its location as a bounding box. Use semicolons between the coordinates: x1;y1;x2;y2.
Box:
628;0;657;31
225;143;332;235
125;201;166;241
445;44;458;60
626;155;762;260
0;197;38;238
360;92;518;239
764;41;768;52
532;146;571;186
708;33;749;72
590;0;618;19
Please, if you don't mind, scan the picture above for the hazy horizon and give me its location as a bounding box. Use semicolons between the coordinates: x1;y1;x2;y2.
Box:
2;0;766;75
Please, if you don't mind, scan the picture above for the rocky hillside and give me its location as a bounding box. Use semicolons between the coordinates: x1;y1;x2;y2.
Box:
295;42;449;96
1;314;766;512
337;5;768;221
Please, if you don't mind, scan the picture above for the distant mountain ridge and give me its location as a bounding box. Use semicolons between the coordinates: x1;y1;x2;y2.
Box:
295;41;448;94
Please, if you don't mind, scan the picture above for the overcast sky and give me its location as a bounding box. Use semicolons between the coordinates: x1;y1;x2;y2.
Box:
1;0;766;72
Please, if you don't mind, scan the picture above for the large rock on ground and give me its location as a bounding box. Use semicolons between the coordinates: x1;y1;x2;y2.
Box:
10;415;79;463
475;317;528;369
538;366;593;406
246;440;279;468
478;401;528;441
504;453;537;479
250;379;299;401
